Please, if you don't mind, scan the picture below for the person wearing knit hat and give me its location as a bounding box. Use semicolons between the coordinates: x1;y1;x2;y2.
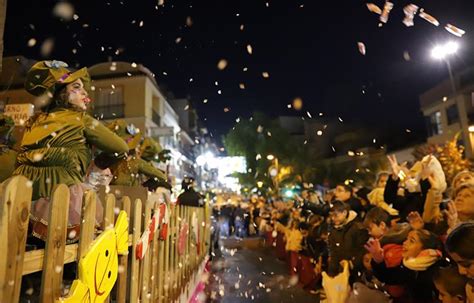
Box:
13;60;129;242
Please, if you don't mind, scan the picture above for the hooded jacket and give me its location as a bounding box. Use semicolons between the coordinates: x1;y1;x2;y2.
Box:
328;210;369;276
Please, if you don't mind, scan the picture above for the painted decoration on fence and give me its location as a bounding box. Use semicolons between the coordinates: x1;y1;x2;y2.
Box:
136;207;161;260
178;222;189;255
191;211;200;254
56;211;129;303
159;203;169;240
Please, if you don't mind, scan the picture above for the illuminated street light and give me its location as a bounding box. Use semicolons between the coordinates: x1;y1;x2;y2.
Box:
431;41;459;60
266;154;275;160
431;41;459;98
469;125;474;133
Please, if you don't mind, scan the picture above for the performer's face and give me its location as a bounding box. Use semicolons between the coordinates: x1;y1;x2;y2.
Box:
66;79;90;111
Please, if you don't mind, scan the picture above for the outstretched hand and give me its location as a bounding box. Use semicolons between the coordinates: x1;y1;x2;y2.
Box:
407;211;424;230
443;201;459;230
364;238;384;264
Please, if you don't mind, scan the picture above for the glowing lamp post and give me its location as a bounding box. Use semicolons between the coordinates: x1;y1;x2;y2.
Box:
431;41;459;97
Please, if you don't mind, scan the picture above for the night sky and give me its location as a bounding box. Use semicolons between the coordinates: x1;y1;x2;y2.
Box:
4;0;474;148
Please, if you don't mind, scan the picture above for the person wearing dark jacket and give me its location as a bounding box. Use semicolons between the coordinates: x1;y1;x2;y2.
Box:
334;184;364;215
177;177;204;207
383;174;431;222
327;200;369;279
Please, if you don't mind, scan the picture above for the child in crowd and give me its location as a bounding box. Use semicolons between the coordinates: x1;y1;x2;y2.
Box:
446;222;474;302
364;207;410;299
371;229;445;302
433;266;468;303
327;200;369;280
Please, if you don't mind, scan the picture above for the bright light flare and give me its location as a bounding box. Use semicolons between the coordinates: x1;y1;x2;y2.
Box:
431;42;459;60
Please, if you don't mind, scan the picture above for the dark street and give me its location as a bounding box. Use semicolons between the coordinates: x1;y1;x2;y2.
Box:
206;237;318;303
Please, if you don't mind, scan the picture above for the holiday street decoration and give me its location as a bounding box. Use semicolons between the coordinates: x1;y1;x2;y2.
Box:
57;211;129;303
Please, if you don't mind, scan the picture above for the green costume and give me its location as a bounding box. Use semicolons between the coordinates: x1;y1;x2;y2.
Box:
107;120;168;187
0;114;17;183
14;109;129;200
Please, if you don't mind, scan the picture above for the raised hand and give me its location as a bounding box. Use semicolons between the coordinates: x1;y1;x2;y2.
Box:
407;211;424;230
364;238;384;264
443;201;459;230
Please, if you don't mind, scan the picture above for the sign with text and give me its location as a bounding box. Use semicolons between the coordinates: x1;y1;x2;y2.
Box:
4;103;34;126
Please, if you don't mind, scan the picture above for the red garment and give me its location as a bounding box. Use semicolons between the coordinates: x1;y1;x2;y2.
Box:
276;232;287;260
289;251;300;276
383;243;403;268
299;255;318;287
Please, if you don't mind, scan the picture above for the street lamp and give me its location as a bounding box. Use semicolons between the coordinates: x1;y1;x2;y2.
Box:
431;41;460;96
266;154;275;161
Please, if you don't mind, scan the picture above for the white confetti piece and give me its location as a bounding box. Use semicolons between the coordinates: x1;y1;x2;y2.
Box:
246;44;253;55
419;9;439;26
380;2;393;24
27;38;36;47
403;4;418;27
357;42;366;55
445;23;466;37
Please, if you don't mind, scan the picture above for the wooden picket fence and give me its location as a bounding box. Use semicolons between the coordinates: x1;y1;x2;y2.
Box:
0;176;211;303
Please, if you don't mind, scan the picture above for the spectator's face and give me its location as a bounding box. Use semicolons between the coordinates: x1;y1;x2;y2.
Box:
434;281;465;303
377;174;388;188
334;186;351;202
367;222;386;239
450;252;474;280
454;188;474;219
454;172;474;189
330;210;347;226
402;231;423;258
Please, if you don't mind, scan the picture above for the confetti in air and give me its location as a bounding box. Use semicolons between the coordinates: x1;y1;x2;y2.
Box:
418;9;440;26
445;24;466;37
379;2;394;23
402;4;418;27
52;2;75;21
246;44;253;55
217;59;228;70
366;3;382;14
292;98;303;110
357;42;366;55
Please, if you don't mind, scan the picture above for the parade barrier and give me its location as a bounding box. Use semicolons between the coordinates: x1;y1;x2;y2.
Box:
0;176;210;303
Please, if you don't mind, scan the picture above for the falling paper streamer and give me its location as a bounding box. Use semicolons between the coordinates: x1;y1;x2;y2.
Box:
366;3;382;15
403;4;418;27
357;42;366;55
418;10;440;26
445;24;466;37
379;2;394;24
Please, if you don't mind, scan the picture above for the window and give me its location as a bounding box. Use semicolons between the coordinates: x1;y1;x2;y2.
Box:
446;104;459;125
425;111;443;136
93;87;124;119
